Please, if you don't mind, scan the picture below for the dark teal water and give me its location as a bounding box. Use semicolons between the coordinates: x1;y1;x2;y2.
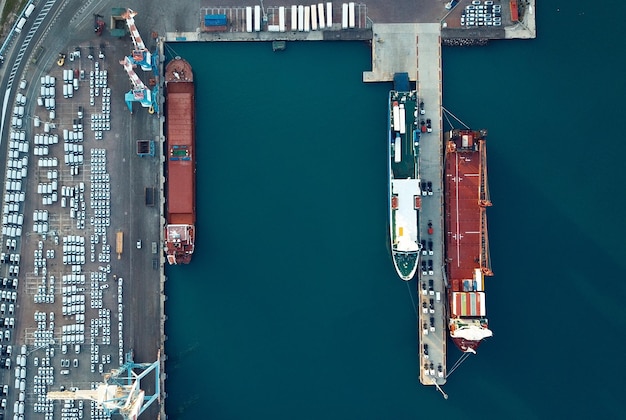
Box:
163;4;626;418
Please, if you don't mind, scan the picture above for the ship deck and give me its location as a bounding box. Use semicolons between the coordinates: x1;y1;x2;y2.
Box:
390;91;418;180
391;178;421;250
444;142;482;286
165;81;195;225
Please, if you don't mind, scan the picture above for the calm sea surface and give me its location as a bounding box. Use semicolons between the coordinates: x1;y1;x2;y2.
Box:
163;3;626;418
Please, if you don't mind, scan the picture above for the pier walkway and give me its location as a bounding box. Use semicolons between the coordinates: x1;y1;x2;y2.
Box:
414;24;446;387
363;22;446;386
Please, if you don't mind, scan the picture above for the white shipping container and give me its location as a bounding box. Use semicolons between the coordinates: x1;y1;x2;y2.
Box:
279;6;285;32
254;5;261;31
348;2;355;28
246;7;253;32
311;4;318;31
304;6;310;31
291;5;297;30
318;3;325;28
298;5;304;31
342;3;348;28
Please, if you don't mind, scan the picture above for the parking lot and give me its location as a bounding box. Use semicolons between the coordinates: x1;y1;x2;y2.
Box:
0;17;164;417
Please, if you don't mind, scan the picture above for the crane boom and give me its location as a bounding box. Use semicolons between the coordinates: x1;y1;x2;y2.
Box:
120;8;152;71
120;56;147;91
47;351;160;420
121;8;147;52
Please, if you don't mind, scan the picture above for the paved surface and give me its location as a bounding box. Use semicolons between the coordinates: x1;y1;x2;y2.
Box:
0;0;166;418
363;24;418;83
414;23;447;387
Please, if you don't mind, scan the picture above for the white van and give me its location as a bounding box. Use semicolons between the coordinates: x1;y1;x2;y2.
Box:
15;17;26;33
24;4;35;18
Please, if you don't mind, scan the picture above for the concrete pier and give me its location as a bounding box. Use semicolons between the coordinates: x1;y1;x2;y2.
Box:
363;24;419;83
414;24;447;386
362;22;447;386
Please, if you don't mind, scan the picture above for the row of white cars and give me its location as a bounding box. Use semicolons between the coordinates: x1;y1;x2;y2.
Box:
1;80;29;420
88;149;125;366
89;62;112;140
461;0;503;27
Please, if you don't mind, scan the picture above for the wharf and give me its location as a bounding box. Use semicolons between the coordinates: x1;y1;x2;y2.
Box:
414;24;447;386
364;22;446;385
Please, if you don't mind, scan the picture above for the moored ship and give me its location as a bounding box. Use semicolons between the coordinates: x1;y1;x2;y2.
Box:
444;129;493;352
164;57;196;265
388;74;422;281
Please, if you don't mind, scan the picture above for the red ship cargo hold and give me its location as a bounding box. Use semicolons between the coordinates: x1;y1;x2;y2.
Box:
444;129;493;353
164;57;195;265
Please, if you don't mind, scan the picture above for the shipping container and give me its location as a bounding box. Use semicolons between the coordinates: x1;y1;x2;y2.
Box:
342;3;348;28
204;14;227;26
318;3;325;29
348;2;355;28
327;2;333;26
298;5;305;31
246;7;252;32
290;5;297;30
254;5;261;31
304;6;310;31
311;5;318;30
279;7;285;32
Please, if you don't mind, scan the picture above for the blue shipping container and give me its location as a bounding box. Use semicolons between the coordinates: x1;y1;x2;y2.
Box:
205;14;228;26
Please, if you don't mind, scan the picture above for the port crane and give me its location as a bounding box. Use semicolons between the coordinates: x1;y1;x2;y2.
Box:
47;351;161;420
119;56;155;113
121;8;153;71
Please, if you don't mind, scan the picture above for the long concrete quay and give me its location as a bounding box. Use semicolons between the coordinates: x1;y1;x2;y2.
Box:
361;22;446;386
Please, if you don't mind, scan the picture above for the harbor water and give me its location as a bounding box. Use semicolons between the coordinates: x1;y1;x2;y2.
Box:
164;3;626;418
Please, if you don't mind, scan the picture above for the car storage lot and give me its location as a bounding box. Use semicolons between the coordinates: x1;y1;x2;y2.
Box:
0;17;163;418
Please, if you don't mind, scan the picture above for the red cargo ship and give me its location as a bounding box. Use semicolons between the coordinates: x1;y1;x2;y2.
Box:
164;57;195;265
444;129;493;353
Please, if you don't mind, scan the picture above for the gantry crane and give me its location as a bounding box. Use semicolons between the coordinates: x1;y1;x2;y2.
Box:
119;56;154;113
47;351;161;420
120;8;153;71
